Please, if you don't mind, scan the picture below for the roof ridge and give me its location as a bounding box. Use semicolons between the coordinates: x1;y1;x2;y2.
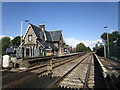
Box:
29;23;40;28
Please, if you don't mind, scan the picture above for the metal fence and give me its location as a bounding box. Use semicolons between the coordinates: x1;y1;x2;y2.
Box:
107;38;120;63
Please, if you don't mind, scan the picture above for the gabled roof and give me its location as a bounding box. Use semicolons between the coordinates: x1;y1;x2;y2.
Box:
49;30;62;42
30;24;62;42
45;31;52;42
30;23;43;40
24;23;62;43
38;40;58;50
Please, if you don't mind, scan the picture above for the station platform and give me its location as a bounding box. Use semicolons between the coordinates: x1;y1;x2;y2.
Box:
96;55;120;74
57;53;79;57
94;54;120;89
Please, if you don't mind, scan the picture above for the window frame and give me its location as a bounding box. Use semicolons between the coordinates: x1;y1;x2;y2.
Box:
28;35;32;42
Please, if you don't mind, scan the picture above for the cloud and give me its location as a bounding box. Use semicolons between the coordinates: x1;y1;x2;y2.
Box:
0;35;14;40
64;38;102;50
110;30;118;33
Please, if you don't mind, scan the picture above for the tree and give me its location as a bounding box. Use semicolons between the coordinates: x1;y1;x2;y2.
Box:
93;47;96;52
76;42;91;52
11;36;21;46
93;41;104;52
101;31;119;44
86;47;91;52
0;37;11;55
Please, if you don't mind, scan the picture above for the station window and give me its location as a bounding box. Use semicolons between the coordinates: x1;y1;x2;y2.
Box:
28;35;32;41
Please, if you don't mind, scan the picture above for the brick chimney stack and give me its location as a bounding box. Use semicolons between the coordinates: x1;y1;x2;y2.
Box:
39;23;45;31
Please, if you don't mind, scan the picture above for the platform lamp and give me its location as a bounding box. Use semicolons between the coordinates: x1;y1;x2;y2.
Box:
20;20;29;59
104;26;109;58
103;39;106;57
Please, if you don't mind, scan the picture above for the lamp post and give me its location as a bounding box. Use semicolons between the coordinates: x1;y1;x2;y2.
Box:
103;39;106;57
104;26;109;57
20;20;29;58
20;20;29;45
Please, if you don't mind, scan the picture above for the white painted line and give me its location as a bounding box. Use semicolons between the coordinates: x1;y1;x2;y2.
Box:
94;54;108;77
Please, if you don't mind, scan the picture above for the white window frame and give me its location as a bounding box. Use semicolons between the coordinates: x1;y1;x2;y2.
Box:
28;35;32;42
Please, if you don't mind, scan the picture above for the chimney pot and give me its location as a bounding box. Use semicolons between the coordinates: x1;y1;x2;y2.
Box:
39;23;45;31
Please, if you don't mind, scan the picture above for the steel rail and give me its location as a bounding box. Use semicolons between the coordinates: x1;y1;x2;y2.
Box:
83;54;93;89
2;54;80;79
47;54;90;88
2;54;82;88
26;54;80;73
52;55;79;64
34;55;81;74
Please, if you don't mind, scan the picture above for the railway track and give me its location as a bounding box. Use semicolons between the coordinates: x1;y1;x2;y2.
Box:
1;54;77;75
3;53;109;89
29;54;81;74
1;54;81;77
3;53;107;89
3;52;119;89
2;54;83;89
47;53;94;89
3;53;90;89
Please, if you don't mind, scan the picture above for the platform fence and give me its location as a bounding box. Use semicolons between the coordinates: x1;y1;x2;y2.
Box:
106;38;120;63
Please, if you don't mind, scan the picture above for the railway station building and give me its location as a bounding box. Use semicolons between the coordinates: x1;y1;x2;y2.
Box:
19;23;65;58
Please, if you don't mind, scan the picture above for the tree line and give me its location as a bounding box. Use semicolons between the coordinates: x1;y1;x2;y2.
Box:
0;35;92;55
75;31;120;53
76;42;91;52
1;31;119;55
93;31;120;51
0;36;21;55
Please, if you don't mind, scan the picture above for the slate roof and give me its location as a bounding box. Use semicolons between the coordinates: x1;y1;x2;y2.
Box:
45;31;52;42
28;23;62;50
38;40;58;50
30;23;62;42
49;31;62;42
30;23;43;40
